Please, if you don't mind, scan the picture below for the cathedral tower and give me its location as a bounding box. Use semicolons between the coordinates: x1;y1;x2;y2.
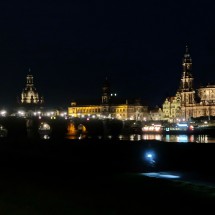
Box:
178;46;195;106
101;77;111;104
101;77;111;117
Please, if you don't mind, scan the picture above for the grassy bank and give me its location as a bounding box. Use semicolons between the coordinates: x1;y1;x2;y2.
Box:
0;137;215;214
0;172;214;215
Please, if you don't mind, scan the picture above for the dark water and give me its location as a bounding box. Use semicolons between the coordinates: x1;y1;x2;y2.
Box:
2;125;212;143
1;131;215;179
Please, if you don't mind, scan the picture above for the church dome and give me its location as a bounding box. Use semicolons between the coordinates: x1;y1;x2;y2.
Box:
20;73;44;104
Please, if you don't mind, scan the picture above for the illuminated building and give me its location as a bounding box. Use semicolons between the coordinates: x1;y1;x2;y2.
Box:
68;78;148;120
162;92;181;122
162;46;215;121
20;72;44;105
14;71;45;117
149;106;164;121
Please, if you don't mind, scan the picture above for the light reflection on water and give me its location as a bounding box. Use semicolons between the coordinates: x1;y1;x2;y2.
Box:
119;134;215;143
66;134;215;143
42;131;215;143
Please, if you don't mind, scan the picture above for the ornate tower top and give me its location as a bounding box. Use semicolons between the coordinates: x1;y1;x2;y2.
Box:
26;74;34;87
178;45;195;107
179;45;194;92
182;45;192;76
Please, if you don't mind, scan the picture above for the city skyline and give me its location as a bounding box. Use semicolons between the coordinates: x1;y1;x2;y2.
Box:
0;1;215;108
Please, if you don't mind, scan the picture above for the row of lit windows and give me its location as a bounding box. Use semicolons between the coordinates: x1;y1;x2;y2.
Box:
187;110;215;115
74;107;139;113
199;89;215;93
113;108;126;112
70;108;101;113
69;108;136;114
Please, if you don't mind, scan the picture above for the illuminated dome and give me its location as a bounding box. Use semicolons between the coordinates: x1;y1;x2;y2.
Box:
21;74;44;104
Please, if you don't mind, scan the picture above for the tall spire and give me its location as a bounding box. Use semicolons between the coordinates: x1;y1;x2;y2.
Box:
178;45;195;107
182;45;192;75
184;45;190;57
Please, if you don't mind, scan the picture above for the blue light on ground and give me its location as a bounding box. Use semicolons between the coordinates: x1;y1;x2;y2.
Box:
141;172;180;179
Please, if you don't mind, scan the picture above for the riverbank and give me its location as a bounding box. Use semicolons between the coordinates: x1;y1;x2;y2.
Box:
0;171;214;215
0;137;215;214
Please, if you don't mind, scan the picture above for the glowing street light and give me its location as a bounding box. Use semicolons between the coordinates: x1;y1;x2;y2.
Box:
18;110;25;117
0;110;7;117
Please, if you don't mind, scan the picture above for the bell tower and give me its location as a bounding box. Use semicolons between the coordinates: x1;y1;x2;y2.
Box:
101;77;111;117
178;45;195;105
101;77;111;104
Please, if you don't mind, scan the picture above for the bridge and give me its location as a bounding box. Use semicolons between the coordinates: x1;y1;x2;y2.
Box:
0;116;125;139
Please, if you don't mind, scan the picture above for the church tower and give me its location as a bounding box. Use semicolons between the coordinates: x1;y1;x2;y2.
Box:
20;70;44;105
101;77;111;104
178;46;195;106
101;77;111;117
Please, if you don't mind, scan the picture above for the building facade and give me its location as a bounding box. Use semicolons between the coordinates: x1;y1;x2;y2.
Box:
149;106;164;121
162;46;215;122
20;73;44;105
161;92;181;122
68;78;148;121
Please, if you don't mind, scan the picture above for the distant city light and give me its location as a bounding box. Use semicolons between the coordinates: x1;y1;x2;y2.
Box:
60;112;67;117
177;123;188;127
18;110;25;116
0;110;7;116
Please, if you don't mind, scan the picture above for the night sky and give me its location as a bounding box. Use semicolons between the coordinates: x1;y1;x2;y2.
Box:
1;0;215;108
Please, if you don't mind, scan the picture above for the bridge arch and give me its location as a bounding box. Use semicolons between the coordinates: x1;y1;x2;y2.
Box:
0;124;8;137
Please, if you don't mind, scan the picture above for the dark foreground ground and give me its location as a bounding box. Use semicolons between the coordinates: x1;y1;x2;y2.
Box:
0;137;214;214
